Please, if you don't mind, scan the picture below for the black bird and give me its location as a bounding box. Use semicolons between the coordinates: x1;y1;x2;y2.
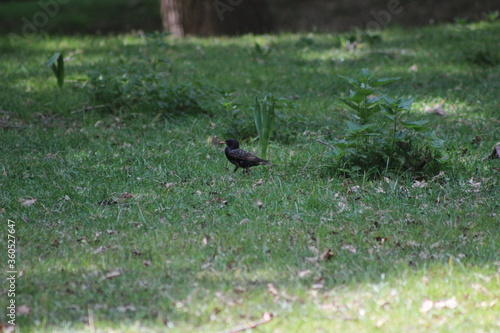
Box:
221;139;273;173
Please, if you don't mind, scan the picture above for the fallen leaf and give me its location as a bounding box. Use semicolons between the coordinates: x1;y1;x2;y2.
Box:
420;299;434;313
17;304;31;315
488;143;500;159
408;64;418;72
102;269;121;280
320;248;335;261
21;198;37;207
412;180;428;188
375;318;387;328
252;179;265;189
116;304;136;312
375;236;390;245
298;270;312;278
267;283;279;298
341;244;357;254
239;218;250;225
424;103;447;117
93;246;106;254
434;297;458;309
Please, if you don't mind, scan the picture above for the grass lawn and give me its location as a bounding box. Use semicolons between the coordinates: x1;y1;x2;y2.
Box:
1;21;499;332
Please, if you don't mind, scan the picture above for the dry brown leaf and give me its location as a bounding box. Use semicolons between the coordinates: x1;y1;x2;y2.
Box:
375;318;387;328
17;304;31;315
93;246;106;254
408;64;418;72
312;283;324;290
298;270;312;278
341;244;357;254
252;179;265;189
239;218;250;225
267;283;279;298
116;304;136;312
320;248;335;261
21;198;37;207
488;143;500;159
434;297;458;309
102;269;121;280
420;299;434;313
424;103;447;117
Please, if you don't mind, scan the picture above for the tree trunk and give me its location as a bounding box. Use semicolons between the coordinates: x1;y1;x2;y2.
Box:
161;0;183;37
160;0;274;37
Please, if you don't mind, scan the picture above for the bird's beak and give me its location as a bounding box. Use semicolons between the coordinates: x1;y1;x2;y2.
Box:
218;140;226;145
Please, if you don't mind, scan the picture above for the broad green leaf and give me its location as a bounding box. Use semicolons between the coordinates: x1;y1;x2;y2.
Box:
46;53;64;88
398;97;414;111
340;98;362;113
347;91;367;103
254;97;263;139
371;77;401;86
45;53;61;67
429;138;445;149
337;74;360;87
359;68;372;78
347;121;376;134
402;120;429;132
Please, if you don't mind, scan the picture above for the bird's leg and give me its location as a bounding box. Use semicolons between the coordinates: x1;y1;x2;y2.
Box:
233;165;239;172
243;168;251;174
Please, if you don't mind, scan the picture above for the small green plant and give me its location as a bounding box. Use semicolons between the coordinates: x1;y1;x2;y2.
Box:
45;53;64;88
254;95;276;159
88;69;207;114
327;69;446;176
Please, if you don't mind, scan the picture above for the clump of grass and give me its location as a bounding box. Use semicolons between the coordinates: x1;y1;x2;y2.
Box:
254;95;276;159
45;53;64;88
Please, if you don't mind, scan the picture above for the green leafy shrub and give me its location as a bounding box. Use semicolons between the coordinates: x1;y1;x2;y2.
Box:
327;69;447;177
88;70;208;114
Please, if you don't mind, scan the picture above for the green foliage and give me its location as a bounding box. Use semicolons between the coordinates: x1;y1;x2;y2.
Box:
88;70;208;114
485;10;499;22
254;95;276;159
466;49;500;67
329;69;447;176
46;53;64;88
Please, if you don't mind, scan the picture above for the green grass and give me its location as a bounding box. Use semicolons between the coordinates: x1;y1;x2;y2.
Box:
0;21;499;332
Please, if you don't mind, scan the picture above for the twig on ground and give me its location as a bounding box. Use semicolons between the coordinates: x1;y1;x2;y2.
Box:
221;313;274;333
316;139;336;150
71;105;109;114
